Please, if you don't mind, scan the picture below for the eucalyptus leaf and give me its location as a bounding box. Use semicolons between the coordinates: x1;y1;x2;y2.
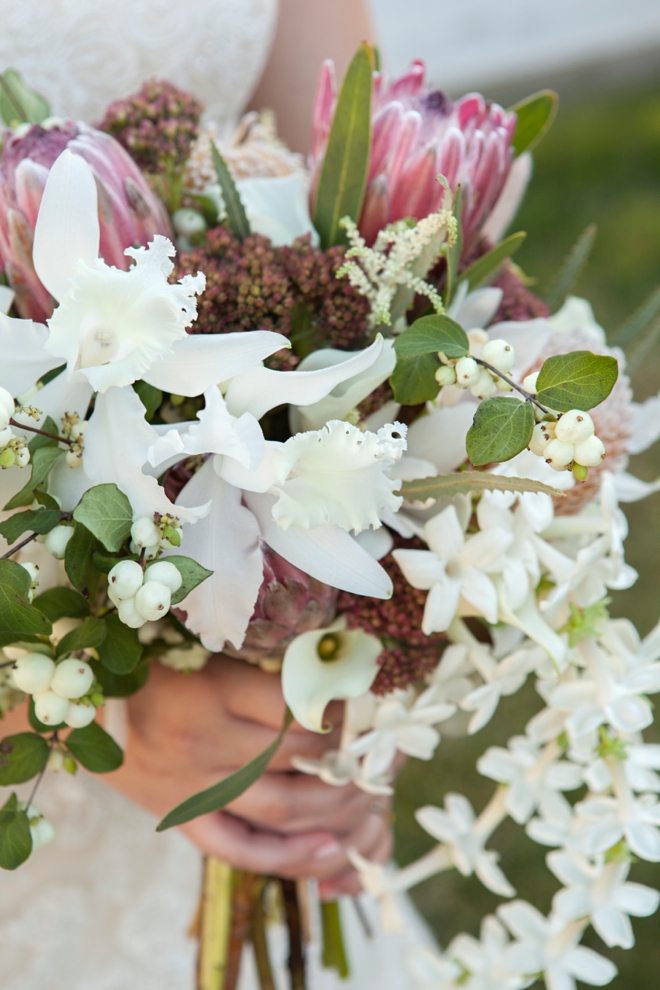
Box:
64;523;103;597
458;232;526;291
0;793;32;871
0;509;61;544
545;223;597;313
397;471;564;503
65;721;123;773
510;90;559;156
156;556;213;606
158;709;294;831
390;354;440;406
56;617;107;657
312;43;373;249
0;560;52;637
96;613;143;674
4;445;64;510
535;351;618;412
0;69;50;127
33;587;90;623
0;733;49;786
443;185;463;307
73;484;133;552
211;141;250;241
466;397;535;466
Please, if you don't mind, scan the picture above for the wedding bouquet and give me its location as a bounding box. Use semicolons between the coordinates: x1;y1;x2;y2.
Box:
1;45;660;990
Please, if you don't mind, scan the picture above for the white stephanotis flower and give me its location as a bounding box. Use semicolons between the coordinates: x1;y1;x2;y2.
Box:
459;642;541;735
448;914;528;990
281;618;382;732
548;851;660;949
406;946;461;990
582;741;660;795
577;791;660;862
526;790;592;854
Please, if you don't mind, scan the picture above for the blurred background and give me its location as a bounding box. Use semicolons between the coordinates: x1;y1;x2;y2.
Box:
368;2;660;986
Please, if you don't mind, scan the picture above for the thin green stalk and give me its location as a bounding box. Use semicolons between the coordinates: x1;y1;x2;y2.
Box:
251;879;276;990
321;900;350;980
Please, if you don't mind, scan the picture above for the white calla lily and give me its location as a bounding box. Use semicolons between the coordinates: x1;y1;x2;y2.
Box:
282;617;382;732
234;171;318;247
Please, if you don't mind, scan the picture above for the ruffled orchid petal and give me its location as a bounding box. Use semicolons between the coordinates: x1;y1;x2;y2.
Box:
174;460;263;651
83;385;210;523
32;149;100;303
0;313;61;395
245;491;393;599
282;618;381;732
225;335;384;421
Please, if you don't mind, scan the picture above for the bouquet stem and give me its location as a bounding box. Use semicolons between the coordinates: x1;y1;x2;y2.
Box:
197;857;233;990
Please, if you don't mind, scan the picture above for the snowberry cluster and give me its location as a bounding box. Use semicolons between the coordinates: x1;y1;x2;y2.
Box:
0;385;29;469
20;561;40;603
436;337;516;399
528;405;605;477
11;653;101;727
108;558;182;629
129;514;183;559
61;412;87;468
41;523;75;560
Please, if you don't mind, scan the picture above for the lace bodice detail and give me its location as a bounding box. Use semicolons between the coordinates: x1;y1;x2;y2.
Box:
0;0;278;130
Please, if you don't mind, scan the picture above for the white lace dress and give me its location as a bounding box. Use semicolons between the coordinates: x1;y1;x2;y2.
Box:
0;4;435;985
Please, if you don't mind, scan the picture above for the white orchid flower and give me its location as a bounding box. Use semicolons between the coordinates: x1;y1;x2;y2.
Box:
32;149;287;394
235;171;318;247
281;617;382;732
548;852;660;949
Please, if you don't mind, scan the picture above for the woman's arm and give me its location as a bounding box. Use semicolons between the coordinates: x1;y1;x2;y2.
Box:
248;0;374;153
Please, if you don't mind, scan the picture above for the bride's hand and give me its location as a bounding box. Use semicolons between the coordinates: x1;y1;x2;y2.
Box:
105;657;394;898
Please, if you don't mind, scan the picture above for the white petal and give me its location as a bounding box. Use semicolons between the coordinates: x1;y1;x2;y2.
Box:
354;527;394;560
563;945;617;986
614;471;660;503
391;549;446;591
452;286;503;330
424;504;465;559
591;906;633;949
245;491;393;599
625;821;660;862
236;172;318;247
615;881;660;917
33;149;100;302
395;723;440;760
629;393;660;454
174;460;263;651
475;851;516;897
0;314;61;395
497;584;567;668
460;568;499;624
553;886;592;921
497;900;548;940
422;576;462;634
166;386;264;470
15;370;92;431
0;285;15;315
406;402;477;473
142;329;289;397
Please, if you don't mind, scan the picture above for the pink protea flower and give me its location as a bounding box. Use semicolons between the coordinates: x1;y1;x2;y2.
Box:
0;119;172;321
310;59;517;252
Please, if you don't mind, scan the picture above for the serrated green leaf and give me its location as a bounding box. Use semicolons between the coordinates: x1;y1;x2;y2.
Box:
458;232;526;292
467;397;535;466
0;792;32;870
0;560;52;637
0;69;50;127
444;185;463;306
3;445;64;510
64;523;103;597
545;224;597;313
396;471;564;502
535;351;618;412
73;484;133;552
158;709;293;831
390;354;440;406
154;556;213;606
312;43;373;249
65;721;123;773
211;141;250;241
510;90;559;155
0;509;61;544
133;380;163;420
56;617;107;657
0;733;49;785
33;587;90;623
394;314;470;360
96;613;143;674
26;416;59;454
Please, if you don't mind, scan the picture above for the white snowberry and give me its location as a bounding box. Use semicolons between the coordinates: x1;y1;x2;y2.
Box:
131;516;160;549
50;658;94;700
134;581;172;621
108;559;144;601
44;524;75;560
30;817;55;849
544;438;575;470
12;653;55;694
0;425;14;447
129;539;159;560
64;701;97;729
15;446;30;467
144;561;183;594
69;421;87;441
555;409;595;445
435;365;457;386
470;368;495;399
481;338;515;373
529;423;552;457
523;371;539;393
118;596;148;629
574;434;606;466
455;356;480;387
34;690;69;725
19;561;39;601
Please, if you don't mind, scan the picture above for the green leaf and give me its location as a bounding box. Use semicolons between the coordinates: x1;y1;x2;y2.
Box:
186;192;220;228
466;397;535;466
26;416;59;454
33;587;90;623
394;314;470;360
3;445;64;510
289;302;316;359
28;696;65;734
535;351;618;412
397;471;565;503
0;792;32;870
321;901;350;980
0;509;61;544
211;141;250;241
56;617;107;657
624;316;660;375
158;709;294;831
64;523;103;597
390;354;440;406
155;556;213;606
65;721;123;773
96;613;143;674
73;484;133;552
612;283;660;348
545;224;597;313
0;69;50;127
510;90;559;155
90;657;150;697
32;490;61;511
92;551;139;574
0;733;49;785
133;380;163;420
312;43;374;249
444;185;463;306
0;559;52;637
458;232;527;292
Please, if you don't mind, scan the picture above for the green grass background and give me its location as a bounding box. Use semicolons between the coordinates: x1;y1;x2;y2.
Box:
393;81;660;986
